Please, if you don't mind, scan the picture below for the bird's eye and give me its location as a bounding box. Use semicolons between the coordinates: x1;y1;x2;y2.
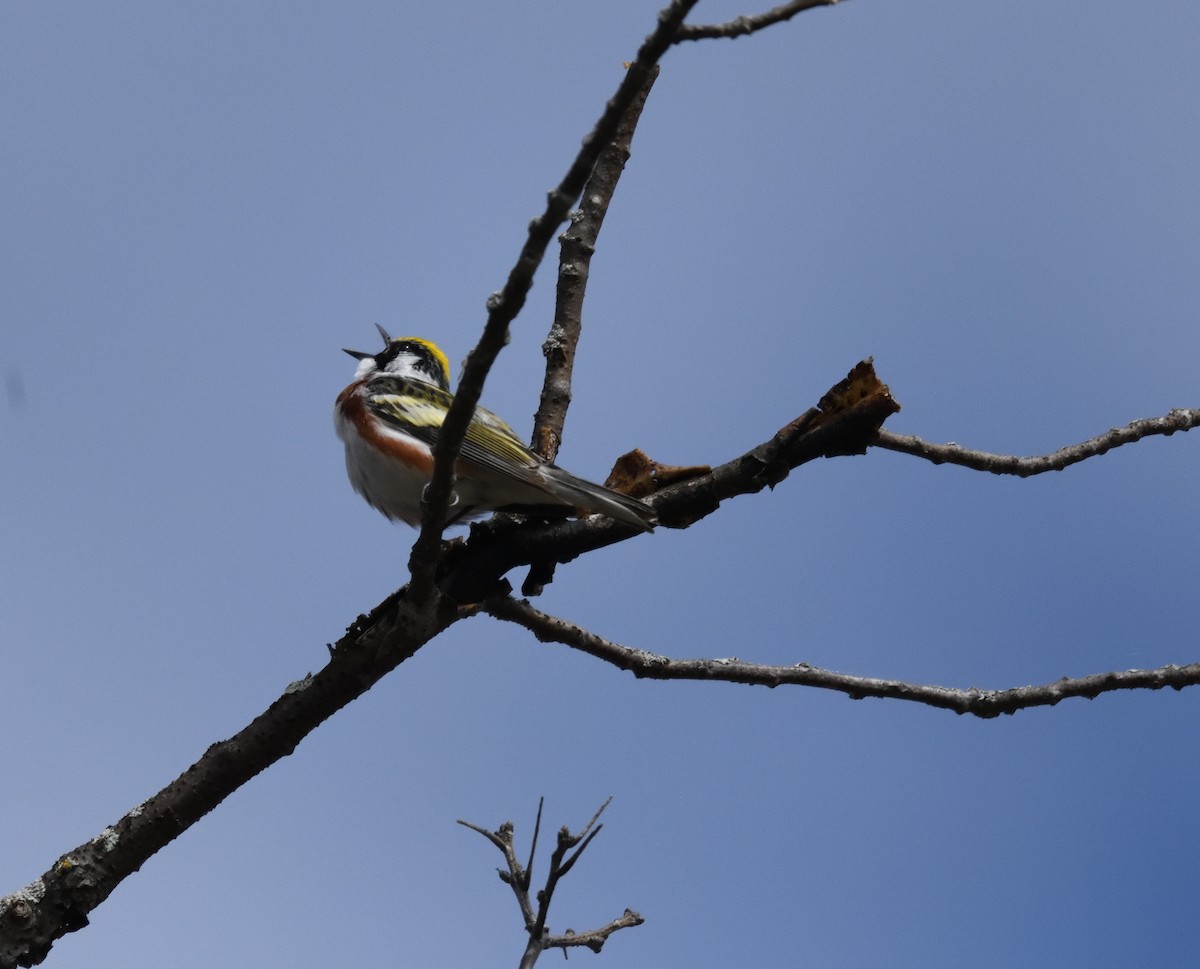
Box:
375;344;400;368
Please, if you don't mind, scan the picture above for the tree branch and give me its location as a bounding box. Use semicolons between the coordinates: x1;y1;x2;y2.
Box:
409;0;849;614
544;910;646;956
533;66;661;463
675;0;845;43
10;374;1186;961
459;800;642;968
872;409;1200;476
0;355;893;968
0;592;458;969
483;595;1200;718
27;371;1194;958
407;1;701;603
439;359;900;603
3;0;1191;956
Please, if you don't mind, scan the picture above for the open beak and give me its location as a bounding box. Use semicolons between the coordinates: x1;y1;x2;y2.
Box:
343;324;392;361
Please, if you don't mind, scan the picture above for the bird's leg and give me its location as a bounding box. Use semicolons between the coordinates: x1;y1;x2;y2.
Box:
421;483;467;525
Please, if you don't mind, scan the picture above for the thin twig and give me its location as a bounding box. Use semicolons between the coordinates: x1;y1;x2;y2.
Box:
558;824;604;880
675;0;843;42
534;66;661;462
484;595;1200;719
550;798;611;886
872;410;1200;476
522;797;544;893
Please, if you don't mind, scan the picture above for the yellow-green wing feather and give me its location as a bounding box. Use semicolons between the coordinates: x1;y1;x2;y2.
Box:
365;376;550;490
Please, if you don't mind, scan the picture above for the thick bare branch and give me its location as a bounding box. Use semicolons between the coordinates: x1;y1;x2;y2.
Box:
484;595;1200;719
675;0;844;42
407;1;701;602
872;409;1200;476
0;592;459;969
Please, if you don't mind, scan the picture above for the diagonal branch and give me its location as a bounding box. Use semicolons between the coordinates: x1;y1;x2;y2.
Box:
872;409;1200;476
407;1;701;604
675;0;845;42
0;592;459;969
532;0;848;463
533;66;662;463
483;595;1200;719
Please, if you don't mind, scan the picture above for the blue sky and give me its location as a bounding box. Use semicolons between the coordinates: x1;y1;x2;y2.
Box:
2;2;1198;966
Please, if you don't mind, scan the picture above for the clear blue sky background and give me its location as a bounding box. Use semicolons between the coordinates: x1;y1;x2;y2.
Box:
3;2;1198;966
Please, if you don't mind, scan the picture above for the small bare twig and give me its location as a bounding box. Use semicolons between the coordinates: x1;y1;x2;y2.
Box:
459;799;642;968
484;594;1200;719
872;409;1200;476
522;798;543;893
534;66;662;463
675;0;844;42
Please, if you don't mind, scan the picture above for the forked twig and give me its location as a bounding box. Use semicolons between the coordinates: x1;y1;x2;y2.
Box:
459;799;642;968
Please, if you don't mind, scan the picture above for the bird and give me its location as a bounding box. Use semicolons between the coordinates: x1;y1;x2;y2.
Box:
334;326;657;532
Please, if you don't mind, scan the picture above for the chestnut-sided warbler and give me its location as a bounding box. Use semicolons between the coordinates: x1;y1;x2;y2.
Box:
334;326;657;531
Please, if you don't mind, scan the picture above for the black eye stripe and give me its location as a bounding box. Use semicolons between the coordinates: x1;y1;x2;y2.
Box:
376;340;422;367
371;339;449;390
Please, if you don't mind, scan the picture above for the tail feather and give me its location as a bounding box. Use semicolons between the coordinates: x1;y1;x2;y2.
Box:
540;466;656;532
